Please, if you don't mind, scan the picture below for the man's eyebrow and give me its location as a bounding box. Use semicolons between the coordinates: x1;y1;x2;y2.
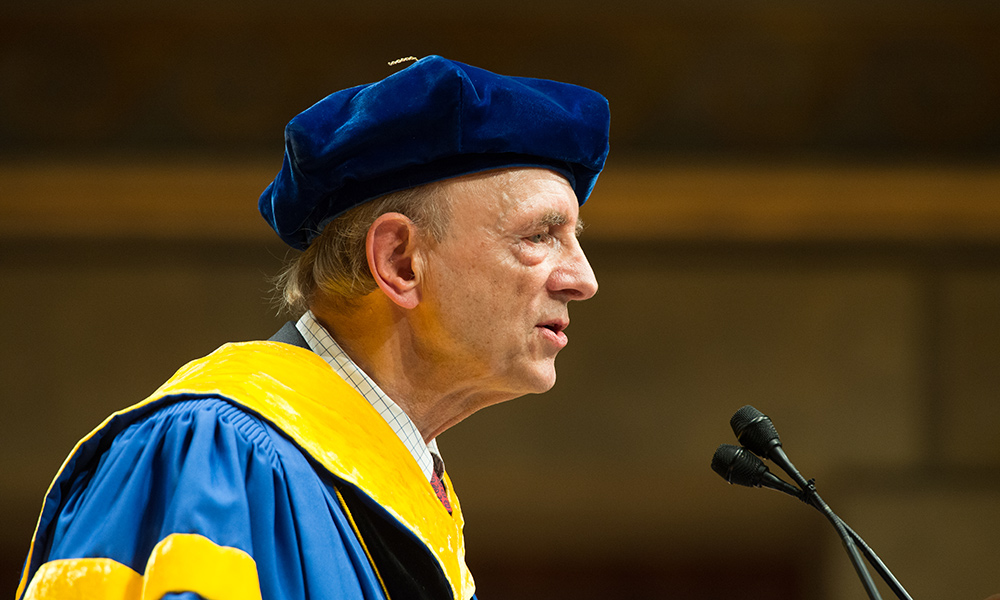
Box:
535;212;586;237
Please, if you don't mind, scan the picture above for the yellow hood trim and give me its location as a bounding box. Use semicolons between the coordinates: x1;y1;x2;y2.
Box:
149;341;474;600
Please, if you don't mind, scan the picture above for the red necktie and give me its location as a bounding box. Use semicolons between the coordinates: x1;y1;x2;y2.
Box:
430;455;453;514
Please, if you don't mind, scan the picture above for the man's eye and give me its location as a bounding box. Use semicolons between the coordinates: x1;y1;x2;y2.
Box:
526;233;549;243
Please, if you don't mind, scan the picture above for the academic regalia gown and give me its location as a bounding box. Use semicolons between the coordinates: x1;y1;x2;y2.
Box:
16;339;476;600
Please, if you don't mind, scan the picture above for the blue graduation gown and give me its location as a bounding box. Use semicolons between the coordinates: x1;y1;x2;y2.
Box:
17;341;476;600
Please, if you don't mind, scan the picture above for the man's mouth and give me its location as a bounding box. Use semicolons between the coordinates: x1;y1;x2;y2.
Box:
536;319;569;348
537;319;567;333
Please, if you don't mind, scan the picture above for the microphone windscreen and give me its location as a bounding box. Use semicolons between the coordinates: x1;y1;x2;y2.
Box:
711;444;766;487
730;405;781;456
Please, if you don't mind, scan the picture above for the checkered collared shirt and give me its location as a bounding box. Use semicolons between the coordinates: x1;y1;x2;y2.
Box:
296;311;440;481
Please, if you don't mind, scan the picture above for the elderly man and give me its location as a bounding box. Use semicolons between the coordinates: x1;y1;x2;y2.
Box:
17;56;609;600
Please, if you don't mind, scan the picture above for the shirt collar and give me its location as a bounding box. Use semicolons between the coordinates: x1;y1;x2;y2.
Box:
295;310;440;481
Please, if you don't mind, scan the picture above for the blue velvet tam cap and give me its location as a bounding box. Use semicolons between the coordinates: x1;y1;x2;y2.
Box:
259;55;611;250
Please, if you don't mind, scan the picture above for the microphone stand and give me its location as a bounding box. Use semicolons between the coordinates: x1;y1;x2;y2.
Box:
797;478;884;600
723;405;914;600
836;513;913;600
729;448;913;600
758;444;884;600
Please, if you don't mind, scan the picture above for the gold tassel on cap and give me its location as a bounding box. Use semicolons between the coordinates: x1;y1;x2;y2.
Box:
387;56;419;66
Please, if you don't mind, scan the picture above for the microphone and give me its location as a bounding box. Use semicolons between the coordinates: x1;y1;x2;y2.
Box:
729;405;811;491
723;405;885;600
710;444;805;500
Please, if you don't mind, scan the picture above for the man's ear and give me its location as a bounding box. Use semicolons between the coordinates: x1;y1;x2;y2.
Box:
367;212;422;309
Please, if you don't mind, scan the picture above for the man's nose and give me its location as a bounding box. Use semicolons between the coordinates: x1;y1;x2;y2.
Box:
549;241;598;301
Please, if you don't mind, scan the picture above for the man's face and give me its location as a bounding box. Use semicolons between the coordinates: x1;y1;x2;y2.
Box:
415;167;599;401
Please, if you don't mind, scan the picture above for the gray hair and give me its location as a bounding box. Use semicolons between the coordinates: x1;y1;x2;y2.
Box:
274;182;451;315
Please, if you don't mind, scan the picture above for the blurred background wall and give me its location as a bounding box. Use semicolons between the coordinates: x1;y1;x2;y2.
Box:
2;1;1000;598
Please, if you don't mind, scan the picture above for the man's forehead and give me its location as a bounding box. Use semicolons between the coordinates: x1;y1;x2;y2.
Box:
445;166;571;192
440;167;577;218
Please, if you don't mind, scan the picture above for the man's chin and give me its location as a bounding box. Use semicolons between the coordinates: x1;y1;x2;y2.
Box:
496;359;558;396
522;366;558;394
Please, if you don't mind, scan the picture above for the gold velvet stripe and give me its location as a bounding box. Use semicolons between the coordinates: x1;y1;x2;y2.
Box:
23;533;261;600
